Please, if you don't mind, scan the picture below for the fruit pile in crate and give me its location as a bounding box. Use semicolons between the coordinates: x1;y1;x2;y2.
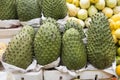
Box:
66;0;120;28
0;0;120;79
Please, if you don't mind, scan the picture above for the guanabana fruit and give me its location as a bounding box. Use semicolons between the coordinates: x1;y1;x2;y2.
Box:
0;0;17;19
87;13;116;69
41;17;59;27
3;26;34;69
62;28;87;70
34;22;61;65
42;0;68;20
16;0;41;21
64;20;85;39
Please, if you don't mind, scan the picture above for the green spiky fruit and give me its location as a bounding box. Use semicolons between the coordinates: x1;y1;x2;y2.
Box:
42;17;59;27
0;0;17;19
3;26;34;69
34;22;61;65
64;20;85;38
42;0;68;20
16;0;41;21
87;13;116;69
62;28;87;70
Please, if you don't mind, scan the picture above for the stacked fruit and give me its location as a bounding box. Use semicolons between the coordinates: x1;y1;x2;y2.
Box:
66;0;120;28
109;13;120;77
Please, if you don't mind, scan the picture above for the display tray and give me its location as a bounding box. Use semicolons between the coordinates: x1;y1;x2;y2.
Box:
0;27;22;39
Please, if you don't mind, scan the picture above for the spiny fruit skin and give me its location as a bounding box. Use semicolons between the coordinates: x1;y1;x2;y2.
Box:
64;20;85;39
62;28;87;70
87;13;116;69
3;26;34;69
42;17;59;27
34;22;61;65
0;0;17;19
42;0;68;20
16;0;41;21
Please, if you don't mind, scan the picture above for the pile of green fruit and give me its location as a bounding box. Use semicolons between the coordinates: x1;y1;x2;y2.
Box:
2;13;116;71
0;0;68;21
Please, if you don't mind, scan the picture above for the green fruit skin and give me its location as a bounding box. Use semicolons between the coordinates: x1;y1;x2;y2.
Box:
116;56;120;65
62;28;87;70
87;13;116;69
42;0;68;20
3;26;34;69
34;22;61;65
16;0;41;21
0;0;17;19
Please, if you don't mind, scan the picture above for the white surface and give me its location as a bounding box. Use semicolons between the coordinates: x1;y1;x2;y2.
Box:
0;71;15;80
0;27;22;39
13;71;43;80
44;70;113;80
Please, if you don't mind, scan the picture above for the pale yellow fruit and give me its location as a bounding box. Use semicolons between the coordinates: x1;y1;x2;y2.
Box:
67;3;79;17
72;0;80;7
90;0;99;3
106;0;117;8
116;21;120;29
111;13;120;22
80;0;90;9
67;17;85;28
0;42;7;61
77;9;88;20
114;28;120;39
85;17;92;28
88;5;98;17
116;65;120;76
109;19;116;30
95;0;105;10
102;7;113;18
113;6;120;14
117;0;120;6
112;34;118;43
66;0;73;3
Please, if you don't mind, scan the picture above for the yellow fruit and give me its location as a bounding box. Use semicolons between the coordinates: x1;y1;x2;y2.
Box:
80;0;90;9
114;28;120;39
77;9;88;20
112;34;118;43
95;0;105;10
115;21;120;29
90;0;99;3
88;5;98;17
72;0;80;7
106;0;117;8
111;13;120;22
67;17;85;28
109;19;116;30
67;3;79;17
116;65;120;76
66;0;73;3
113;6;120;14
102;7;113;18
0;42;7;54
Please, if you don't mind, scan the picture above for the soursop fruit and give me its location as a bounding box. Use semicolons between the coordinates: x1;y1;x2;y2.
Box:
0;0;17;19
42;0;68;20
41;17;59;27
64;20;85;39
62;28;87;70
34;22;61;65
87;13;116;69
3;26;34;69
16;0;41;21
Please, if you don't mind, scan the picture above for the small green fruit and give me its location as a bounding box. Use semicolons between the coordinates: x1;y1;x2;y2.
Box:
117;47;120;56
